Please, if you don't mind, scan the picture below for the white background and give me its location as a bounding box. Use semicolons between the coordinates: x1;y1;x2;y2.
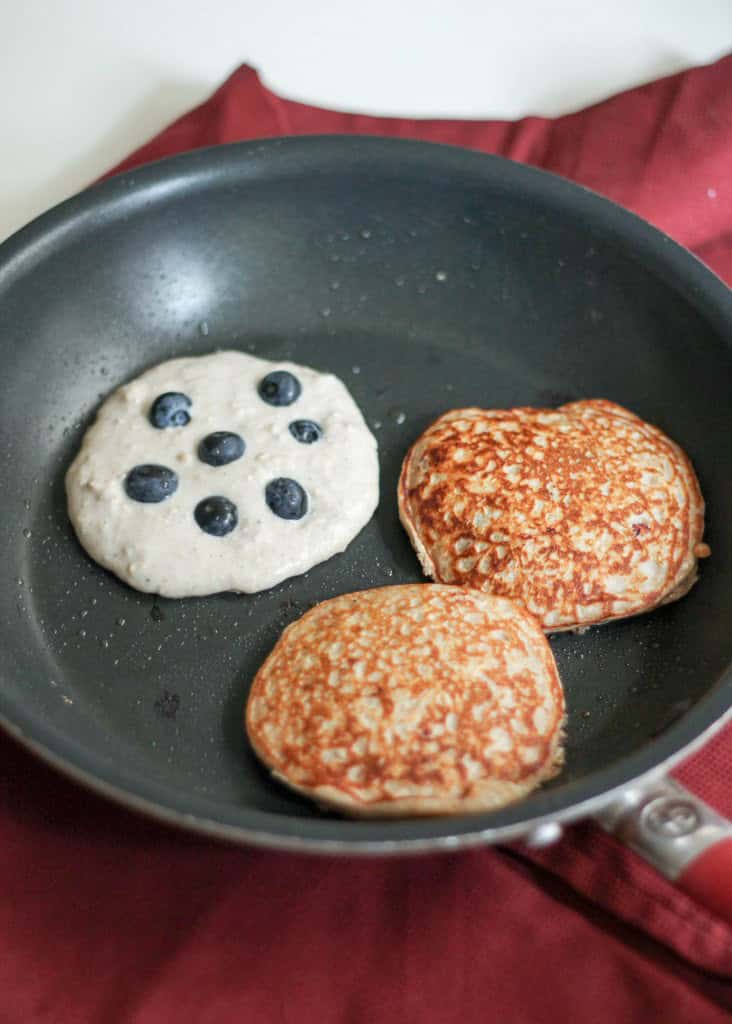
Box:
2;1;731;241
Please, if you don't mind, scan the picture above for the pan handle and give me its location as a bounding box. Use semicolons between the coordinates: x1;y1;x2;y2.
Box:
596;778;732;926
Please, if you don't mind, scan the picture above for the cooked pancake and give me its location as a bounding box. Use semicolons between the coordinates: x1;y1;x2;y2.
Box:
398;400;707;632
246;584;565;818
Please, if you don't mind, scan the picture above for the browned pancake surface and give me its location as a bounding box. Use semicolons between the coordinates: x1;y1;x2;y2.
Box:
398;400;706;631
246;585;565;817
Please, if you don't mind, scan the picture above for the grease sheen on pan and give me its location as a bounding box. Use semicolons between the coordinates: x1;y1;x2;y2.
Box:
246;585;565;818
398;400;707;632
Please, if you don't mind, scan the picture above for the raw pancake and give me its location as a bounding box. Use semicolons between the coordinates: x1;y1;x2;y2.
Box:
66;351;379;597
398;400;707;632
246;585;565;818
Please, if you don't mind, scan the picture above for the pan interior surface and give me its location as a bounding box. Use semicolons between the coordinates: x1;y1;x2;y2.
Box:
0;137;731;849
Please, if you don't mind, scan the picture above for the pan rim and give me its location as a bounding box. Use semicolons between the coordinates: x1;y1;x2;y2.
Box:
1;134;731;852
2;694;730;854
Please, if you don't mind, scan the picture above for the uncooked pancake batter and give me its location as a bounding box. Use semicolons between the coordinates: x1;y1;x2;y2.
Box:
66;351;379;597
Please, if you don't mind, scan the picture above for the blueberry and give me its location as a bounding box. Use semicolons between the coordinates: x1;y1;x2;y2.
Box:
125;464;178;503
258;371;301;407
150;392;192;428
289;419;322;444
198;431;246;466
194;496;238;536
265;478;308;520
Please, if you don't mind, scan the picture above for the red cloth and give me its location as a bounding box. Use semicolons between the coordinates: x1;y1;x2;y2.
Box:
4;58;732;1022
110;60;732;285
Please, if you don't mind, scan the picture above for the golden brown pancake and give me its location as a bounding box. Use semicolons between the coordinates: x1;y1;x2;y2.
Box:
246;585;565;818
398;400;707;632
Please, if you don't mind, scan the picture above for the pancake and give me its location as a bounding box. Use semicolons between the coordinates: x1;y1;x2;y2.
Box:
245;584;565;818
398;400;707;632
66;351;379;597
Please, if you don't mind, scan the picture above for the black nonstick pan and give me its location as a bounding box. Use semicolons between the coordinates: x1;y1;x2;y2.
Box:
1;138;731;912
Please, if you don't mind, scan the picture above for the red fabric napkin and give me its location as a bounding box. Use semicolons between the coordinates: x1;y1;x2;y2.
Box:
4;58;732;1023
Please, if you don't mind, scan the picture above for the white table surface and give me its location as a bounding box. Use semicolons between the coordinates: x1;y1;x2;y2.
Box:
2;1;731;242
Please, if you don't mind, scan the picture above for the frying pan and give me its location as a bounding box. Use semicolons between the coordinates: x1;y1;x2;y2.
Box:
1;137;731;915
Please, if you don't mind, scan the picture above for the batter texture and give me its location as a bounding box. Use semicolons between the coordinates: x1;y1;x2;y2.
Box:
66;351;379;597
